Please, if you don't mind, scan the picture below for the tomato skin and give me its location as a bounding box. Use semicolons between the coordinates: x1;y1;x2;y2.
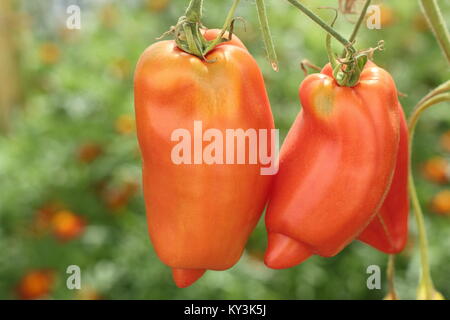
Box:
264;61;400;269
134;30;274;287
358;104;409;254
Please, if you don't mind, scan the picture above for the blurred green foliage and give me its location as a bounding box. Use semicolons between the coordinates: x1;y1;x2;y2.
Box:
0;0;449;299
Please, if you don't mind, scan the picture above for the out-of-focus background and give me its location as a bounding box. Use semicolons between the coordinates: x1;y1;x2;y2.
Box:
0;0;449;300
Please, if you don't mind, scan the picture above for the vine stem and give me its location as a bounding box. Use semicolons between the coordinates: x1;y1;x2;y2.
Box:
325;9;338;70
286;0;353;50
185;0;203;22
204;0;241;53
386;255;398;300
408;90;450;299
408;169;433;297
256;0;279;71
348;0;371;43
405;0;449;297
419;0;450;64
414;81;450;112
409;89;450;130
341;0;371;57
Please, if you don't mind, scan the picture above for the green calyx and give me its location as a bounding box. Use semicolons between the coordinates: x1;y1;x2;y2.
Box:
163;0;241;61
324;11;367;87
331;51;368;87
318;0;380;87
173;17;235;61
329;40;384;87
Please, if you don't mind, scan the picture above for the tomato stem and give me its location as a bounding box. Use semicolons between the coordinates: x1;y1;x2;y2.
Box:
341;0;372;57
419;0;450;65
286;0;353;50
185;0;203;23
409;83;450;129
386;254;398;300
325;9;338;70
203;0;241;55
256;0;279;71
349;0;371;44
408;88;450;299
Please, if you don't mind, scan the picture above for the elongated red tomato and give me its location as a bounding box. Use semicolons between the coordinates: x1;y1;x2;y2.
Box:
358;104;409;253
134;30;275;287
264;61;400;269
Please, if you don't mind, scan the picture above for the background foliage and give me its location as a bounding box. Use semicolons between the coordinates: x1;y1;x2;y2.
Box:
0;0;449;299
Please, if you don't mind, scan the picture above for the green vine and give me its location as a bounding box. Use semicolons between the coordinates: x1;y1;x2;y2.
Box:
408;90;450;300
419;0;450;64
256;0;279;71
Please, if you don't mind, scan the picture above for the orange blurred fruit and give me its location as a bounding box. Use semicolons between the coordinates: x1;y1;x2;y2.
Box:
440;130;450;152
16;270;54;300
100;4;118;28
422;156;448;184
39;43;60;65
102;182;139;211
147;0;170;12
430;189;450;215
51;210;86;241
32;201;65;236
77;288;103;300
378;4;395;28
110;58;131;80
77;142;103;163
413;12;429;32
115;114;135;135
